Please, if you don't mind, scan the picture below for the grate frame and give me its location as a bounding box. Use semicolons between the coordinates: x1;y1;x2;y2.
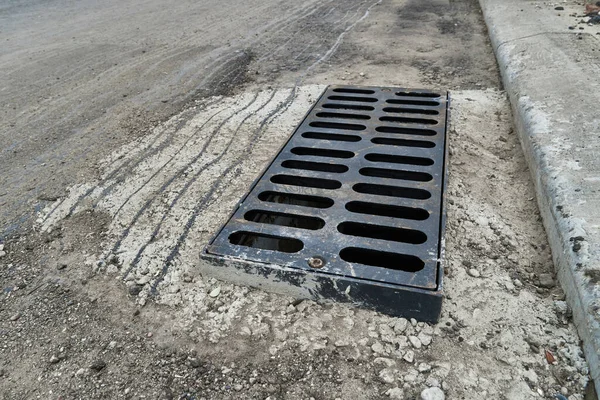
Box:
201;85;449;322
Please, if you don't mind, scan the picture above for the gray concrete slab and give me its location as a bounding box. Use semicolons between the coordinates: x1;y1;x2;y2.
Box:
478;0;600;395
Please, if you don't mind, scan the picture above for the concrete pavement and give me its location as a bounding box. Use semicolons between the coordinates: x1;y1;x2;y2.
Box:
478;0;600;395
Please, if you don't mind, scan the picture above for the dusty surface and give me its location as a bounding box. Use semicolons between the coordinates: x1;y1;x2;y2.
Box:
0;0;593;399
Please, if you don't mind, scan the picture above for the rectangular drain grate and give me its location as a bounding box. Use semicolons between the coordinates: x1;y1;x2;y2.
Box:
201;85;449;322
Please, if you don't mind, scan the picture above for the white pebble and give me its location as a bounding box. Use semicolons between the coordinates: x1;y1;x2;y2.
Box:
467;268;480;278
420;387;445;400
409;335;422;349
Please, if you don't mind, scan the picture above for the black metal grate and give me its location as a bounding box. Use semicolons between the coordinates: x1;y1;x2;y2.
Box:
202;85;449;322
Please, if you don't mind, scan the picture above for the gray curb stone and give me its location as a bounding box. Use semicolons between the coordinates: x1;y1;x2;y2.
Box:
478;0;600;396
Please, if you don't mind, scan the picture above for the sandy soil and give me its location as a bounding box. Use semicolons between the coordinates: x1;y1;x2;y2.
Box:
0;0;594;399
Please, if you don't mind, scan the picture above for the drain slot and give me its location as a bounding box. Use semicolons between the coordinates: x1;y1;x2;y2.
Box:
258;191;334;209
345;201;429;221
244;210;325;230
333;88;375;94
281;160;349;173
302;132;361;142
204;85;448;323
375;126;437;136
322;103;375;111
396;91;441;98
383;107;439;115
387;99;440;107
271;174;342;189
365;153;434;166
309;121;366;131
328;95;378;103
353;183;431;199
290;147;354;159
229;231;304;253
339;247;424;272
380;116;439;125
359;167;433;182
338;222;427;244
316;112;371;120
371;137;436;148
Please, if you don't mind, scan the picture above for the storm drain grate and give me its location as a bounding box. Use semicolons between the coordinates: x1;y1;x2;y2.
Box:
202;85;449;322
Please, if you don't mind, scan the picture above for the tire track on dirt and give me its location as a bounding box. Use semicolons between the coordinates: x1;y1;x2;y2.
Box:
149;87;299;292
122;90;277;279
109;92;261;256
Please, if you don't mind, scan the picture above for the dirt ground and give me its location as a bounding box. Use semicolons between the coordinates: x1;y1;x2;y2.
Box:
0;0;593;399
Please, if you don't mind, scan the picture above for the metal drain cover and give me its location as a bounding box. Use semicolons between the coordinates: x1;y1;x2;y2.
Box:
201;85;448;322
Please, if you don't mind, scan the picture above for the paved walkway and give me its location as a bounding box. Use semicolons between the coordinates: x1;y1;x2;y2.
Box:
478;0;600;395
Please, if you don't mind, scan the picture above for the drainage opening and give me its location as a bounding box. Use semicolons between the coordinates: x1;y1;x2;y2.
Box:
282;160;349;173
383;107;439;115
338;222;427;244
359;167;433;182
345;201;429;221
244;210;325;230
339;247;424;272
291;147;355;159
353;183;431;199
258;191;334;209
365;153;434;166
309;121;366;131
371;137;436;148
302;132;361;142
229;231;304;253
380;116;439;125
271;174;342;189
322;103;375;111
396;91;441;98
333;88;376;94
375;126;437;136
328;95;378;103
316;112;371;120
387;99;440;107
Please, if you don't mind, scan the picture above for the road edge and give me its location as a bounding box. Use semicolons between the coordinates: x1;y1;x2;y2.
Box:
478;0;600;396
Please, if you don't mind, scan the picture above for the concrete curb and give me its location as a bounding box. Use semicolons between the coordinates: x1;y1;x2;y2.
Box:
478;0;600;396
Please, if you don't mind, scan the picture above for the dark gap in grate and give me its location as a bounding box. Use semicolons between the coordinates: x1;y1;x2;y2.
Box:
365;153;434;166
258;191;334;209
322;103;375;111
244;210;325;230
396;91;441;98
353;183;431;199
383;107;440;115
229;231;303;253
271;174;342;189
380;116;439;125
345;201;429;221
338;222;427;244
339;247;424;272
375;126;437;136
302;132;361;142
316;112;371;120
387;99;440;107
281;160;349;173
359;167;433;182
371;137;436;148
328;95;378;103
333;88;376;94
290;147;355;159
309;121;366;131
